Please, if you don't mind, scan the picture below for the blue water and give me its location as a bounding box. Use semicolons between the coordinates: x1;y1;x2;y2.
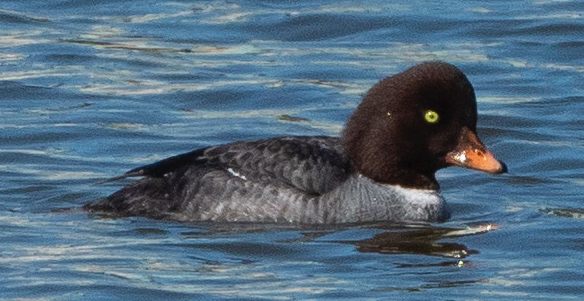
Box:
1;0;583;300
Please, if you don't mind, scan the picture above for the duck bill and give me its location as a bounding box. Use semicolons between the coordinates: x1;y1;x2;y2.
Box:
444;127;507;174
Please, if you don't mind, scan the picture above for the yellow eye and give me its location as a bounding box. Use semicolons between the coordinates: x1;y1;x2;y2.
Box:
424;110;440;123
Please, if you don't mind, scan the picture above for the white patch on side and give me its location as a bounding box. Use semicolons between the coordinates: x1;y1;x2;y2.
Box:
390;184;448;221
350;174;448;222
392;185;444;207
227;168;247;180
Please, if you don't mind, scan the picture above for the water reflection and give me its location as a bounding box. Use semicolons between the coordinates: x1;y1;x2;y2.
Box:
354;227;475;258
349;224;494;259
180;221;495;259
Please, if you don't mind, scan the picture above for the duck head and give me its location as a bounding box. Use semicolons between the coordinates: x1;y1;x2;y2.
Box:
343;62;506;190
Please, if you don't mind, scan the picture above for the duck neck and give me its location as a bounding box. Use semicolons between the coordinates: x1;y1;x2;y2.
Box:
367;167;440;191
342;153;441;190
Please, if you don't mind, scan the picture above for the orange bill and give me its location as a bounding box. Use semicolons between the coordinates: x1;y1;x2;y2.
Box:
444;127;507;174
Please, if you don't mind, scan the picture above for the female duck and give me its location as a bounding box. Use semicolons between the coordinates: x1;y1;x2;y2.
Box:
85;62;506;224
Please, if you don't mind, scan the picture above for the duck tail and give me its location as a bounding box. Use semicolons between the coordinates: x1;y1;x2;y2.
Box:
83;177;176;220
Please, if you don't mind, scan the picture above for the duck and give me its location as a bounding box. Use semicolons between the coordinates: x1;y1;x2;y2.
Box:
84;61;507;224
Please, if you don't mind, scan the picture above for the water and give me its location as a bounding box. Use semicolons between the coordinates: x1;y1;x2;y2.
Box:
1;0;583;300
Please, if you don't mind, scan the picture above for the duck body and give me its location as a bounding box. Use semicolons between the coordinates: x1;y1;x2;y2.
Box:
86;136;449;223
85;62;506;224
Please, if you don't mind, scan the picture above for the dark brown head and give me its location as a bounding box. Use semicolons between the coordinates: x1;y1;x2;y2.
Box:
342;62;506;190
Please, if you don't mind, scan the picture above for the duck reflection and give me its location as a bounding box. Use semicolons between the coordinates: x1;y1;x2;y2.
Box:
181;221;496;259
350;223;496;258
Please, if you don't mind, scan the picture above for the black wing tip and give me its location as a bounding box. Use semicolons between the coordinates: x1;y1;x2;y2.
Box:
94;169;146;185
